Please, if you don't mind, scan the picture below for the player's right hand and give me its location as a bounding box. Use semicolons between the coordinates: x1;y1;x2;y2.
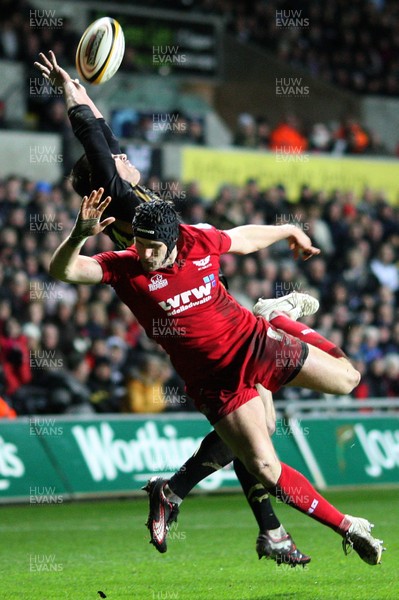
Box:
34;50;72;88
70;188;115;241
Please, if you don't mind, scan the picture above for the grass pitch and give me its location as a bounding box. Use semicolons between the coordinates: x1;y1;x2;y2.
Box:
0;489;397;600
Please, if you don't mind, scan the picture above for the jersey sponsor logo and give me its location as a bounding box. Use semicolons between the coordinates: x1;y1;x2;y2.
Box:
159;282;212;314
193;255;211;269
203;274;216;287
149;274;168;291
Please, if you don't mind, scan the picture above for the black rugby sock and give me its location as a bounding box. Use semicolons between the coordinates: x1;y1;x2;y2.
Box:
234;458;280;531
168;430;234;499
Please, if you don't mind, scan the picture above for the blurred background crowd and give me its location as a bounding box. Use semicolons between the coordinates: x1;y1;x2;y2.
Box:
0;0;398;417
0;0;397;156
0;173;398;415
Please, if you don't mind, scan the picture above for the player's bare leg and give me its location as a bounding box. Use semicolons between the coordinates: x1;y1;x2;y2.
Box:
214;396;384;565
255;292;360;392
286;344;360;394
256;384;276;435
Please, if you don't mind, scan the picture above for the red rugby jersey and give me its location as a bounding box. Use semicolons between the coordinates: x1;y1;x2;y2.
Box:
94;223;258;387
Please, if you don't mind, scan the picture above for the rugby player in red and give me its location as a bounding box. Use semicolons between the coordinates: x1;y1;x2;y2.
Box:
49;189;384;566
34;50;314;566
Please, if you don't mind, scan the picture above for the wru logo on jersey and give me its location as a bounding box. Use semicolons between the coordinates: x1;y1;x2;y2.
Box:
149;274;168;291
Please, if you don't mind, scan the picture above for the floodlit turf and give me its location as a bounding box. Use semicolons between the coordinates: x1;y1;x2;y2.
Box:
0;489;397;600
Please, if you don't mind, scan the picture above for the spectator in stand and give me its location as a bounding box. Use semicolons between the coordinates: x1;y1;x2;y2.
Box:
50;301;79;355
256;117;271;149
309;123;333;153
370;243;399;292
124;354;170;413
0;396;16;418
359;327;384;365
106;336;129;390
234;113;257;147
306;204;335;256
4;270;30;316
164;113;191;144
57;352;94;415
384;355;399;397
0;298;11;332
88;356;124;413
1;168;399;413
187;119;205;145
269;113;308;153
334;116;370;155
0;317;31;396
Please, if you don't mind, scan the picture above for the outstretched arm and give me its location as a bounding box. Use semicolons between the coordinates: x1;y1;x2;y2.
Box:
49;189;115;284
34;51;103;116
35;50;122;153
226;224;320;260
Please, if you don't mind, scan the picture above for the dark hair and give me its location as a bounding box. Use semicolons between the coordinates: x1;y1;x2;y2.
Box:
70;154;92;197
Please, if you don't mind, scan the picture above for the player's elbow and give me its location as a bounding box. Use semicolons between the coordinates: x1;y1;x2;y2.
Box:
48;256;73;283
48;262;67;282
229;238;257;255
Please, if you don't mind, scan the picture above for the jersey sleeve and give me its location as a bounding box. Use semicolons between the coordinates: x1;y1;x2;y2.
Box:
68;105;168;224
68;104;117;187
92;250;134;285
98;118;121;154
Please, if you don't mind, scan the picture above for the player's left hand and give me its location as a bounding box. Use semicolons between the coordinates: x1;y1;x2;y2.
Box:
287;227;320;260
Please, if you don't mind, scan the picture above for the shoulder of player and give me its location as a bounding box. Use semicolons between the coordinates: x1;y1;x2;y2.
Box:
181;222;220;237
178;223;226;259
97;247;139;263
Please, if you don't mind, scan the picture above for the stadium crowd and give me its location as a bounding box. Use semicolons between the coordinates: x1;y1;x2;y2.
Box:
0;173;398;416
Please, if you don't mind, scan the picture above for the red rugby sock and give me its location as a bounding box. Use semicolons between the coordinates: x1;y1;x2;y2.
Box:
270;314;345;359
269;463;346;532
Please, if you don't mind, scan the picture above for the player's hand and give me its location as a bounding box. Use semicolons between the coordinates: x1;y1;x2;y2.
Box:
70;188;115;241
34;50;78;88
287;226;320;261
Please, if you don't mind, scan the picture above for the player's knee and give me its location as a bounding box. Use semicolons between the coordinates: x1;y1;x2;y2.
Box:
244;456;279;487
339;365;361;394
266;418;276;436
345;366;361;393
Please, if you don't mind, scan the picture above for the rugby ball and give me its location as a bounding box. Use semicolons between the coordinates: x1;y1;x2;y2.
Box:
76;17;125;84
